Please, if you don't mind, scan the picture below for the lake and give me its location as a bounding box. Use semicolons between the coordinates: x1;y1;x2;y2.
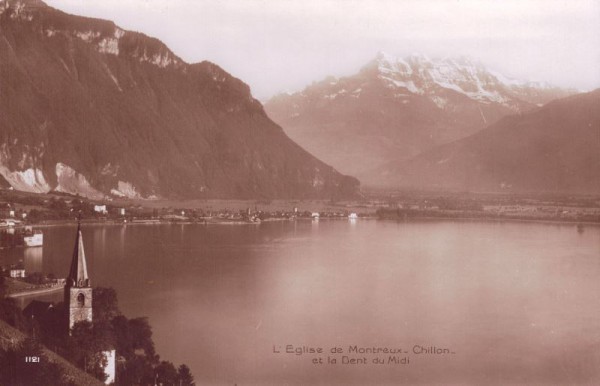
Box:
2;219;599;385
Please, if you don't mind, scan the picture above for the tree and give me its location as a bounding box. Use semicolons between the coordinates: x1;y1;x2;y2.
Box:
48;198;68;211
178;364;195;386
93;287;121;324
25;272;46;285
26;209;44;222
112;315;133;358
118;355;154;386
155;361;178;385
128;317;156;359
65;321;111;382
0;274;5;298
112;315;156;361
70;200;94;217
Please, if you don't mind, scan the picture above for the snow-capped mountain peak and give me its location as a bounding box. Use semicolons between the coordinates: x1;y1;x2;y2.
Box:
361;52;570;107
374;51;413;74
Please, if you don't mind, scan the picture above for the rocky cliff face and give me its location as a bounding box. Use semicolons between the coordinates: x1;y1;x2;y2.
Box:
372;90;600;194
0;0;358;199
264;52;577;180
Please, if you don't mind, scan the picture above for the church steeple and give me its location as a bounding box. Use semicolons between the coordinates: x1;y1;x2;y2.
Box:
65;215;93;331
66;220;90;288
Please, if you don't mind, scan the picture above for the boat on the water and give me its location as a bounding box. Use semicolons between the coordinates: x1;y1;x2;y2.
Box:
0;227;43;248
24;230;43;247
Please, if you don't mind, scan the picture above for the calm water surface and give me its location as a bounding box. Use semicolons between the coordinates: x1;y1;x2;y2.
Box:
2;220;600;385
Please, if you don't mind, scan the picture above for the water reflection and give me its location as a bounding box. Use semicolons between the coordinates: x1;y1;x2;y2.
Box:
117;225;126;256
23;247;43;273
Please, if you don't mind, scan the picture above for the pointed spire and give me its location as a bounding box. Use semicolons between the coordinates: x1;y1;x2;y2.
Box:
67;213;90;287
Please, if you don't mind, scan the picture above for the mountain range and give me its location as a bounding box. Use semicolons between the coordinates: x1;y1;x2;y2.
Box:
373;89;600;194
1;0;595;199
0;0;358;199
264;52;577;180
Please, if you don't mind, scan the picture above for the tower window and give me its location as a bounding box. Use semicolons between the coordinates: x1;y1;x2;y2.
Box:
77;292;85;306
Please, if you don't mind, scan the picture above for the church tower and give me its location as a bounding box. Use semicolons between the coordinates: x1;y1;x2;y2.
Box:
64;220;93;331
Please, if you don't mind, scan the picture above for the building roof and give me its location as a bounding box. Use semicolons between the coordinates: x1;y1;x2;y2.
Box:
66;223;90;288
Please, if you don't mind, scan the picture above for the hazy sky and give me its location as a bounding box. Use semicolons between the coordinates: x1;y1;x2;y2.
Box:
45;0;600;99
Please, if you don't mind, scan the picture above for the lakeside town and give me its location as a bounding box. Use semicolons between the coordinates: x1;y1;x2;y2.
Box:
0;187;599;229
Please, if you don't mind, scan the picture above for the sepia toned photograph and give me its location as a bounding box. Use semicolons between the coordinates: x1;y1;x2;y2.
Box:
0;0;599;385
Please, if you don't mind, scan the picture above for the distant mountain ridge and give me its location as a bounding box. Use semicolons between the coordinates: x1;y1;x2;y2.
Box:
264;51;578;179
363;52;574;107
371;89;600;194
0;0;358;199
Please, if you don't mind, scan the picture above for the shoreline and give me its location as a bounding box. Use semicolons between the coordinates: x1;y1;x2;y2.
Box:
375;215;600;227
8;214;599;230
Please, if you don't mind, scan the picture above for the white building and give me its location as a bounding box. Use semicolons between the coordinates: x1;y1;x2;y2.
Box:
10;269;25;278
103;349;116;384
94;205;108;214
